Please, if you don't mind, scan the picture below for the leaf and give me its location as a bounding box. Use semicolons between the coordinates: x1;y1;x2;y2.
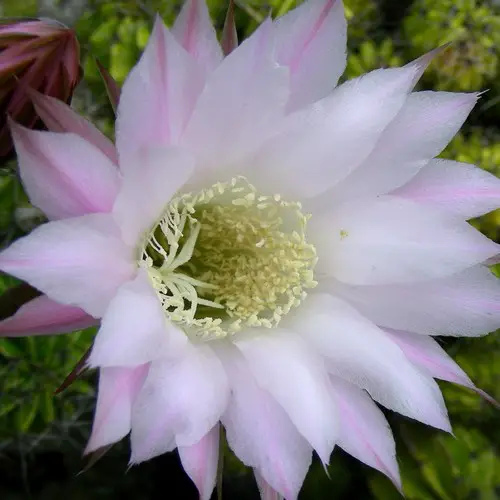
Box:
16;393;39;432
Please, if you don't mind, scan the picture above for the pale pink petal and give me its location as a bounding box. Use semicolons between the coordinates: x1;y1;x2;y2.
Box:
130;344;228;463
290;293;451;431
329;265;500;337
88;270;187;367
29;90;118;165
116;16;205;160
384;329;474;388
330;377;401;491
215;343;312;500
172;0;223;74
234;330;337;463
85;365;149;453
0;295;96;337
249;66;419;200
274;0;347;111
178;424;220;500
180;19;289;184
318;91;478;206
393;159;500;219
310;196;500;285
255;472;284;500
0;214;135;317
113;146;194;246
10;123;121;220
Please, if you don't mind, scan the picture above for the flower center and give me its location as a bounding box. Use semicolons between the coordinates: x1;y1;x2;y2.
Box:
139;177;317;340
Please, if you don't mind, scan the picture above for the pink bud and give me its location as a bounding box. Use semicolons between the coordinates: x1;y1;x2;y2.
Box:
0;18;82;161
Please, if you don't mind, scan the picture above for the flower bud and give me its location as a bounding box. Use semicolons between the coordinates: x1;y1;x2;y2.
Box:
0;18;81;162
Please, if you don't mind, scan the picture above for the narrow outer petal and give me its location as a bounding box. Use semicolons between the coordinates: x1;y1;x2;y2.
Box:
0;295;96;337
330;377;401;491
116;16;205;159
275;0;347;111
311;196;500;285
393;159;500;219
85;365;149;453
10;124;121;220
130;344;228;462
178;424;220;500
234;330;338;463
29;90;118;165
172;0;223;74
88;270;187;367
0;214;135;317
255;472;285;500
215;343;312;500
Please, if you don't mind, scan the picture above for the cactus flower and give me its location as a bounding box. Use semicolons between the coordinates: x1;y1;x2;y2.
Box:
0;18;81;160
1;1;500;499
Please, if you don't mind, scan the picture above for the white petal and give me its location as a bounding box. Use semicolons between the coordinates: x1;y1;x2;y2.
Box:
318;91;478;205
11;124;120;220
393;159;500;219
0;214;134;317
113;146;194;246
255;471;285;500
329;264;500;337
116;16;205;159
249;66;419;200
172;0;223;74
290;293;451;431
330;377;401;491
274;0;347;111
88;270;187;367
178;424;220;500
215;342;312;500
310;196;500;285
234;330;337;463
130;343;228;462
85;365;149;453
181;19;289;182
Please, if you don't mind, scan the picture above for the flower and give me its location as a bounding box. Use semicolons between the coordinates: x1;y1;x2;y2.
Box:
1;0;500;498
0;17;81;161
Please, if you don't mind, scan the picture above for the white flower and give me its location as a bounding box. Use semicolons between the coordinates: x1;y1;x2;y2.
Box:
1;0;500;498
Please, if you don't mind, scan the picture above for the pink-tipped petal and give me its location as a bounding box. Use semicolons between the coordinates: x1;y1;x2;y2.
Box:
330;377;401;492
330;264;500;337
311;196;500;285
116;16;205;159
10;122;121;220
113;146;194;246
250;65;419;200
255;472;284;500
178;424;220;500
320;91;479;205
234;330;338;464
291;293;451;432
85;365;149;453
405;44;451;87
0;214;135;317
172;0;223;74
275;0;347;111
393;159;500;219
215;343;312;500
181;19;289;182
0;295;96;336
29;90;118;165
130;344;228;463
88;270;187;368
